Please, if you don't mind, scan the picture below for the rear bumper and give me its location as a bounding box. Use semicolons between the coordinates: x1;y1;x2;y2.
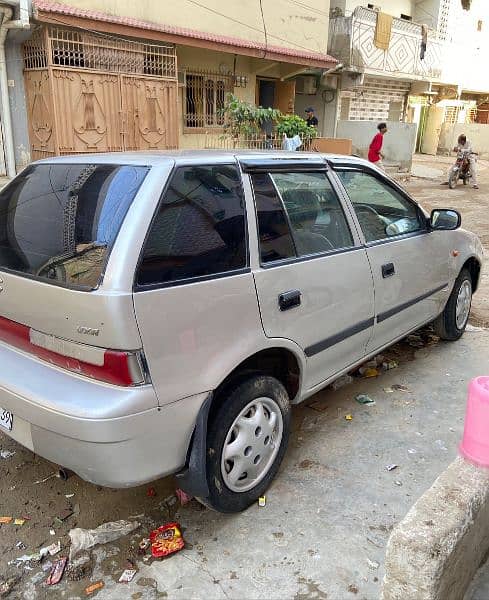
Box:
0;341;207;487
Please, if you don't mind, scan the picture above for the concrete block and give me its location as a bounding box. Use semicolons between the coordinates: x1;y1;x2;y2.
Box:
382;456;489;600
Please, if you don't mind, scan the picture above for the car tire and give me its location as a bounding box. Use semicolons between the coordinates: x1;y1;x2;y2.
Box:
433;268;472;341
199;375;291;513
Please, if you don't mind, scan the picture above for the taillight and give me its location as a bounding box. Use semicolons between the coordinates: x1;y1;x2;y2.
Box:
0;315;147;387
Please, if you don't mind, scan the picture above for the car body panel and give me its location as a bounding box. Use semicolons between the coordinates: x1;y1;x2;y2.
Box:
0;150;483;488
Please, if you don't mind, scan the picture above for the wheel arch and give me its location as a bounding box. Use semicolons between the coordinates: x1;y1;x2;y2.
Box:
212;346;303;415
462;256;481;293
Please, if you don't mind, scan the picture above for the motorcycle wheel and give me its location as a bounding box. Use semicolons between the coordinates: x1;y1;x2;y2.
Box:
448;170;458;189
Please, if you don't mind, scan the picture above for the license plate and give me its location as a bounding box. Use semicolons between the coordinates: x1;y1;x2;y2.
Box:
0;407;13;431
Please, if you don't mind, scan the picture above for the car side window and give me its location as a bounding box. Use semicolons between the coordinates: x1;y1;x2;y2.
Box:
251;171;354;264
251;173;296;263
271;172;354;256
337;170;425;243
137;164;247;286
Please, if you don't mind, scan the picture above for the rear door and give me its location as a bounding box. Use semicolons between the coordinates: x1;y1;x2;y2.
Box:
132;162;264;406
335;167;449;352
246;161;375;391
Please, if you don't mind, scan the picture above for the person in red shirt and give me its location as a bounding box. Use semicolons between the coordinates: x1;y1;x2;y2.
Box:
368;122;388;168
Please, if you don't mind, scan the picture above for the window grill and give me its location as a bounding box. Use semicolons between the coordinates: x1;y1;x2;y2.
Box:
24;26;177;79
23;27;47;69
184;69;233;129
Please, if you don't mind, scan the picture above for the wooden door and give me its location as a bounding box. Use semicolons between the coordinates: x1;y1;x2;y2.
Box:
121;76;178;150
24;70;57;161
51;69;123;154
274;80;296;114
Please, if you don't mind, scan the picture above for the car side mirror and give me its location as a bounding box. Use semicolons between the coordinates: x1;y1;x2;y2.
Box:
430;209;461;231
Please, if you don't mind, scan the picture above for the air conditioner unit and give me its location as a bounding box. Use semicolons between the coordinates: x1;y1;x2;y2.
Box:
296;76;317;95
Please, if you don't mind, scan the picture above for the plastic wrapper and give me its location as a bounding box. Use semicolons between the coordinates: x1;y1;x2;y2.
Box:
69;520;139;559
150;522;184;558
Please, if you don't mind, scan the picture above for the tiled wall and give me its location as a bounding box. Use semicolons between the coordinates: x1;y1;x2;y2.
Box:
340;77;411;121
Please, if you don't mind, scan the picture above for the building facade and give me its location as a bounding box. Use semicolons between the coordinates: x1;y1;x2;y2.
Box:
5;0;337;169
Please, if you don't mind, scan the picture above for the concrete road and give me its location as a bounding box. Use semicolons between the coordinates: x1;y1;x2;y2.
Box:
1;326;488;599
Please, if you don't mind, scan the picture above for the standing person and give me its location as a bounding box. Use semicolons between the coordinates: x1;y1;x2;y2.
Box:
305;107;318;128
446;134;479;189
368;122;388;169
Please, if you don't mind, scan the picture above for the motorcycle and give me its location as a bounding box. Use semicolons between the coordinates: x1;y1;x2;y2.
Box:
448;148;475;189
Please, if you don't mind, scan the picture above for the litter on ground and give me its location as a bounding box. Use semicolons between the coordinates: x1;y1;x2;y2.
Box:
150;523;185;558
355;394;375;405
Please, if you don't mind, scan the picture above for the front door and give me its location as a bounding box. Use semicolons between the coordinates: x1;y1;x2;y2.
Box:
248;166;375;391
335;167;449;353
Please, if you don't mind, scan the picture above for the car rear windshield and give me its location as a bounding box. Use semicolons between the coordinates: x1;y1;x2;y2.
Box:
0;163;148;289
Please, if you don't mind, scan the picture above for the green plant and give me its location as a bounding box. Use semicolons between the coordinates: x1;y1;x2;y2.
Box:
276;114;317;140
222;94;281;137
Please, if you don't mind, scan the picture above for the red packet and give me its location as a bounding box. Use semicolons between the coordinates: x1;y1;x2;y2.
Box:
150;522;184;558
46;557;67;585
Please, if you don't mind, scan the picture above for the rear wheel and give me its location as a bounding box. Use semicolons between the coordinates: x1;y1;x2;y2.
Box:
200;375;291;513
434;268;472;341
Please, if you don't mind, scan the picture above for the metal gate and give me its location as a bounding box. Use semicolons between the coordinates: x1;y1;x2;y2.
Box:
23;27;178;160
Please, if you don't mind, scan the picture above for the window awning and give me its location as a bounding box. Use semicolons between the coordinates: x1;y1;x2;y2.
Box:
34;0;338;69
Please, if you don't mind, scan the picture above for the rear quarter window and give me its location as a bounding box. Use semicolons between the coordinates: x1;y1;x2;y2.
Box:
137;164;247;287
0;163;148;289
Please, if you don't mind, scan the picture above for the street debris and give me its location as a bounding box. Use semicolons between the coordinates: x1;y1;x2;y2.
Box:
46;557;67;586
41;560;53;573
150;522;185;558
0;517;12;524
355;394;375;405
345;414;353;421
66;552;93;581
359;366;379;378
138;538;150;555
176;488;193;506
46;541;61;556
147;486;156;498
0;576;19;597
34;473;58;485
367;558;380;570
382;360;398;371
65;493;75;499
331;374;354;390
394;480;403;486
385;464;398;471
407;448;417;455
384;384;411;393
15;541;26;550
13;519;26;526
119;568;137;583
258;496;266;507
435;439;448;451
0;450;15;459
49;529;56;536
85;581;104;595
69;519;140;559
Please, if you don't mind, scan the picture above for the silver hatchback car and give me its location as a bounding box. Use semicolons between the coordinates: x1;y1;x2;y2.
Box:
0;151;483;512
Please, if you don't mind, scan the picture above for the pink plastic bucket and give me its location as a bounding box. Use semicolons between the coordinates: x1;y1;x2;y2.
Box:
460;376;489;468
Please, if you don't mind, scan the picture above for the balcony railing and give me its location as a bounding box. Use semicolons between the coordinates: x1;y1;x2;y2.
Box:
329;6;443;80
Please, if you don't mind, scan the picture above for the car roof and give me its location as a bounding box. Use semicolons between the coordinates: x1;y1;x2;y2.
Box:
32;150;368;168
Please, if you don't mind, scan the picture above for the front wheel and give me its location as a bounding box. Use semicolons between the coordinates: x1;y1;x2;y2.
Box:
433;268;472;341
200;375;291;513
448;168;458;189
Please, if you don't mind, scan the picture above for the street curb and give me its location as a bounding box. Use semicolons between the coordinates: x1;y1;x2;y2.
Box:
382;456;489;600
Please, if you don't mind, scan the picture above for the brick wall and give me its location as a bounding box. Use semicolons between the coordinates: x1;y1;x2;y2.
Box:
341;77;411;121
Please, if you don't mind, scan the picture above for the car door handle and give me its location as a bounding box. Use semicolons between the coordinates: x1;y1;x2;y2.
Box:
278;290;301;311
382;263;395;278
